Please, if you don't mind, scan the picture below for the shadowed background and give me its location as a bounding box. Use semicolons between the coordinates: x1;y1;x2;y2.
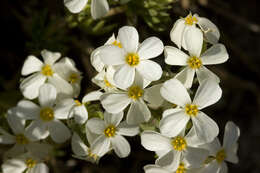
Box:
0;0;259;172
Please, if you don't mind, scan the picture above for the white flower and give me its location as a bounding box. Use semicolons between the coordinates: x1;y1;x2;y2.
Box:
54;57;82;98
165;28;228;88
0;108;52;159
159;78;221;144
143;83;165;109
92;66;118;91
20;50;73;99
99;26;164;89
67;91;103;124
100;73;153;125
64;0;109;19
170;13;220;49
1;153;49;173
16;84;71;143
141;129;209;171
91;34;122;72
200;121;240;173
86;111;139;158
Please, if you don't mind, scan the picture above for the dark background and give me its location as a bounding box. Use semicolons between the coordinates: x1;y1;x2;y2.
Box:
0;0;259;172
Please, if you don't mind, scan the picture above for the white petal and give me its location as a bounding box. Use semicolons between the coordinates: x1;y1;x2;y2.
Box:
117;121;139;136
144;164;170;173
101;92;131;113
162;108;183;119
137;37;164;60
141;131;172;151
86;125;100;145
196;66;220;84
118;26;139;53
156;150;181;171
185;27;203;57
159;111;189;137
26;120;49;141
219;162;228;173
192;112;219;144
41;49;61;65
64;0;88;13
175;67;195;89
91;135;110;157
136;60;162;81
170;19;186;49
49;120;71;143
2;158;26;173
193;79;222;109
223;121;240;149
91;0;109;19
73;105;88;124
86;118;106;135
47;74;73;97
20;73;46;99
198;17;220;44
160;78;191;107
54;99;75;119
82;90;103;103
114;64;135;89
7;109;25;134
16;100;40;120
199;137;221;156
164;46;189;66
111;135;130;158
39;84;57;107
0;129;15;144
90;46;105;72
21;55;43;75
200;160;219;173
104;111;123;126
201;44;229;65
31;163;49;173
71;133;88;156
144;84;164;108
126;99;151;125
184;147;209;168
99;45;126;65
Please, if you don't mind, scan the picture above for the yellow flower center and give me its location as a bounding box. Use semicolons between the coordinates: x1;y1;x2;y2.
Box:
185;104;199;117
171;136;187;151
128;86;144;100
16;134;29;145
176;163;187;173
26;158;37;168
104;78;112;88
69;73;79;83
112;40;122;48
41;64;53;76
104;125;116;137
87;149;98;160
216;149;226;163
40;107;54;122
125;53;140;66
74;100;82;106
187;56;202;69
185;15;198;25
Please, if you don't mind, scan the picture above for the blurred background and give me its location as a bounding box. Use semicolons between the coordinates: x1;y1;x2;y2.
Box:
0;0;259;172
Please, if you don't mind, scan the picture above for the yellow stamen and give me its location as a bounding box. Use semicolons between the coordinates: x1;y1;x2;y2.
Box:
88;149;98;160
187;56;202;69
216;149;226;163
104;125;116;137
185;14;198;25
128;86;143;100
41;65;53;76
16;134;29;145
112;40;122;48
185;104;199;117
74;100;82;106
40;107;54;122
69;73;79;83
104;78;112;88
171;136;187;151
125;53;140;66
26;158;37;168
176;162;187;173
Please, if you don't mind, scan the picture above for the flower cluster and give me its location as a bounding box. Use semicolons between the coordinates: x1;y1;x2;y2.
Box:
0;13;240;173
